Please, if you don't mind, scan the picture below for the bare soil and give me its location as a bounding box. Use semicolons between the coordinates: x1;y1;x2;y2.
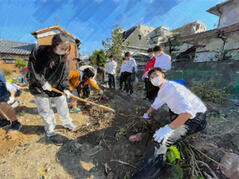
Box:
0;85;238;179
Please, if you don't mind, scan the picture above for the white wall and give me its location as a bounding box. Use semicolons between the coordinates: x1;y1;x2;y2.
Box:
219;1;239;28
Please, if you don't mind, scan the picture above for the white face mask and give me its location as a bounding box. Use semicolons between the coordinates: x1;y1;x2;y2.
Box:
151;75;163;87
155;52;162;57
55;47;66;55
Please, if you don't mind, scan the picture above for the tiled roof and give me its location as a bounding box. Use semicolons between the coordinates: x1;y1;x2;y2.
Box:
32;25;81;45
0;39;35;55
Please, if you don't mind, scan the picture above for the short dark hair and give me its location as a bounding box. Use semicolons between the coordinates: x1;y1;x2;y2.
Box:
109;55;113;58
125;52;130;57
83;68;95;78
147;48;153;53
148;67;164;78
153;46;162;52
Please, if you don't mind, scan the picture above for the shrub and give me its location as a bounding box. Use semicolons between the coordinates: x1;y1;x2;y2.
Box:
190;79;228;104
15;57;27;69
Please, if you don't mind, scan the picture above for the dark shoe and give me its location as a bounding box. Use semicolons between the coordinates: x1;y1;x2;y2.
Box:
9;120;22;131
0;119;11;128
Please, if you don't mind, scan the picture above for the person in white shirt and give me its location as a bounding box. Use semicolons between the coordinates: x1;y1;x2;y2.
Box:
154;46;171;73
133;67;207;178
124;52;137;96
105;55;117;89
119;57;128;91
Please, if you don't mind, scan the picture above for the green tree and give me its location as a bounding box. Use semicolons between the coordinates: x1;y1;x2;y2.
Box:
165;33;183;57
102;24;129;63
15;57;27;68
89;49;107;67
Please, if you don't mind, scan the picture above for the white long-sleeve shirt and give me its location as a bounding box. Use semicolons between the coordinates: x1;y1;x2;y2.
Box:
105;60;117;75
154;53;171;72
124;58;138;73
120;61;128;74
151;80;207;119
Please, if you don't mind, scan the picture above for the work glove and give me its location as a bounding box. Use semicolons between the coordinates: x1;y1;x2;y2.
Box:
64;90;72;99
153;125;174;143
99;89;104;95
7;97;15;104
143;113;150;119
42;82;52;91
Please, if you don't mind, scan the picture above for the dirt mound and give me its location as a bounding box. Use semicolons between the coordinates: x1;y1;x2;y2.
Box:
1;87;239;178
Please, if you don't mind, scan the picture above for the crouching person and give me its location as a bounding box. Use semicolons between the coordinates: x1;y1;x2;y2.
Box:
133;68;207;179
0;69;22;131
27;33;76;137
69;67;103;112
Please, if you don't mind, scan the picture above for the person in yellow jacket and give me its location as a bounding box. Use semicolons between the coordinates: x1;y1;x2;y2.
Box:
69;67;103;112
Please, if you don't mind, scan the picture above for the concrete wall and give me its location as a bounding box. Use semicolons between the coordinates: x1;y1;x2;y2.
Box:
219;1;239;28
194;30;239;62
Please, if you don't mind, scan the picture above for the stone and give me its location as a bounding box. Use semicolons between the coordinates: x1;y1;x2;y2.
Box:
220;152;239;179
232;134;239;150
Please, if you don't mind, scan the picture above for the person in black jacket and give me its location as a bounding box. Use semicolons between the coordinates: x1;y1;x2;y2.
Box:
27;33;76;137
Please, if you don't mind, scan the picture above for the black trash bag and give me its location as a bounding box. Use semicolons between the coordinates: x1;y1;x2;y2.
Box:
132;142;166;179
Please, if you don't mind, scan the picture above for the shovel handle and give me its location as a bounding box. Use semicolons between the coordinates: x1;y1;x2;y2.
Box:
51;88;115;112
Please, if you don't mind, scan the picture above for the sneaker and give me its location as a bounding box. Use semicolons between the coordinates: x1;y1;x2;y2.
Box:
9;120;22;131
64;123;76;131
129;93;135;97
0;119;11;128
46;131;57;137
11;100;20;108
70;108;81;113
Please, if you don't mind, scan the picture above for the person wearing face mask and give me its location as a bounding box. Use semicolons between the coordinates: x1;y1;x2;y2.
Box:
142;48;159;100
153;46;171;73
132;68;207;178
27;33;76;137
119;57;128;92
105;55;117;89
124;52;137;97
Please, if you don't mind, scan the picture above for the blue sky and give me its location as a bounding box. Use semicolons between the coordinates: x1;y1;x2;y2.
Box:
0;0;225;56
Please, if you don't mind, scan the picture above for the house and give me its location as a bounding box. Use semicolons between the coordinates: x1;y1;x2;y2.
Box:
0;40;35;73
122;25;155;54
149;26;171;46
31;24;81;70
171;21;207;36
207;0;239;28
170;1;239;62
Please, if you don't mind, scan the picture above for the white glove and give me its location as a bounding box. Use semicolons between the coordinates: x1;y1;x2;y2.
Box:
153;125;174;143
99;89;104;95
42;82;52;91
64;90;72;99
7;97;15;104
143;113;149;119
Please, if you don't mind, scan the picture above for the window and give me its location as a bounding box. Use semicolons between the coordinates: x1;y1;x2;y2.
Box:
138;34;142;40
4;59;15;64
